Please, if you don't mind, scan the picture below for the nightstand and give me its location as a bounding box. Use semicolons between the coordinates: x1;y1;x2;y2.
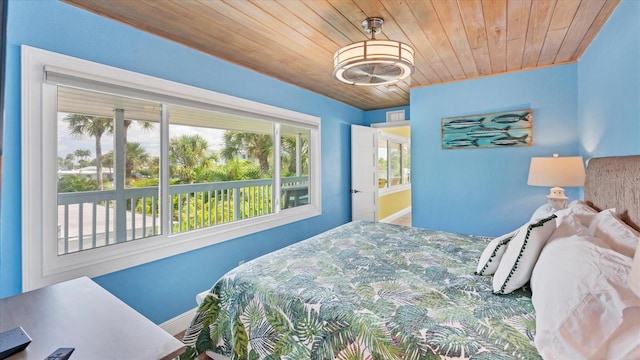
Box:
0;277;184;359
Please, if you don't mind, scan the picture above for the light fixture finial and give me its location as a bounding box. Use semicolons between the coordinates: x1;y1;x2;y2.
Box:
362;17;384;38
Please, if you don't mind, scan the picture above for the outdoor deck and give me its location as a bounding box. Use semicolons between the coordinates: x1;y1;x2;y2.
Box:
57;177;308;255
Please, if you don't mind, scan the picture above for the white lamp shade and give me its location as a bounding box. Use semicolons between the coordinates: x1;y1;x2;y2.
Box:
528;156;586;187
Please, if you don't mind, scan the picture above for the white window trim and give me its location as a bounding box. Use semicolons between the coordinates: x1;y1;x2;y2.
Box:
21;45;322;291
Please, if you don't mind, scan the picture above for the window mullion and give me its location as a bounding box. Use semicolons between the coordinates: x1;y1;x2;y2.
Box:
274;124;281;212
400;145;404;185
295;132;301;177
386;140;391;188
160;104;170;236
114;109;127;242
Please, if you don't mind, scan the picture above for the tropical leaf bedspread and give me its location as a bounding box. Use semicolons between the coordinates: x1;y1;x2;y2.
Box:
182;221;540;360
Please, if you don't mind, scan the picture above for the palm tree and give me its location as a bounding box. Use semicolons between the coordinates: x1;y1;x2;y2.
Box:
102;151;114;173
64;114;113;190
125;142;150;180
211;159;261;181
169;134;211;183
281;136;308;176
64;153;76;170
74;149;92;166
191;155;220;183
147;156;160;180
221;131;272;174
123;119;154;144
123;119;153;160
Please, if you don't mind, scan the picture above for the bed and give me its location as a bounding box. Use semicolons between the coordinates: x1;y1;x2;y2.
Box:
181;155;640;360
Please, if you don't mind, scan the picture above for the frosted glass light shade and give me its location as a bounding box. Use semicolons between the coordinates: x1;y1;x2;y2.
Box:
333;40;414;86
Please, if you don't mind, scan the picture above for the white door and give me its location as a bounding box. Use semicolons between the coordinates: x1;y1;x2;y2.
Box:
351;125;378;221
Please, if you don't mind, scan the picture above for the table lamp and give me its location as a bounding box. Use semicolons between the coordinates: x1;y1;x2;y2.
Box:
527;154;586;209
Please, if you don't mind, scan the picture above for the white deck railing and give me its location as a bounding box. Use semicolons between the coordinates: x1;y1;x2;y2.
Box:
57;176;308;255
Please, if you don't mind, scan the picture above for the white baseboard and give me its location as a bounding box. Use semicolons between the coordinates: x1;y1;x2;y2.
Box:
379;206;411;223
160;307;197;336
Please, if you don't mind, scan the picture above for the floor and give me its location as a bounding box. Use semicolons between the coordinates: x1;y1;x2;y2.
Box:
388;212;411;226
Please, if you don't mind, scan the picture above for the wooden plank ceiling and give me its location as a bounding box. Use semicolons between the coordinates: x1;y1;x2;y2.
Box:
62;0;619;111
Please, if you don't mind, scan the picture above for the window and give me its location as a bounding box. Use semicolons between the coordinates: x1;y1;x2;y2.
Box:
377;131;410;192
401;143;411;184
377;139;388;188
57;87;163;255
22;46;321;290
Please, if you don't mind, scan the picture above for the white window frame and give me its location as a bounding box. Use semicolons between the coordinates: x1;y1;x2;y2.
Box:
21;45;322;291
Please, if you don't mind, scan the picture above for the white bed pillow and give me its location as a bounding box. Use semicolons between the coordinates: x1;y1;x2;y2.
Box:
476;231;516;276
531;235;640;360
568;200;599;228
492;214;558;294
588;208;639;258
479;210;587;278
546;210;590;244
529;203;556;222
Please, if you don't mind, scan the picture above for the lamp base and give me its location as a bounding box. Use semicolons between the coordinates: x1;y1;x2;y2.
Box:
547;198;567;210
546;186;568;209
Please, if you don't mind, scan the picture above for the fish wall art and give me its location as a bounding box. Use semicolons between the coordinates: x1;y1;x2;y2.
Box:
441;109;533;149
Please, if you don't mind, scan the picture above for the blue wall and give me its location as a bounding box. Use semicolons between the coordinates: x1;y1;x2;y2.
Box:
0;0;363;323
410;65;580;237
409;0;639;237
578;0;640;157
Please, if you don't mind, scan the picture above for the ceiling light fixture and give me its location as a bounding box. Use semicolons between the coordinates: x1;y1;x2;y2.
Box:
333;17;415;86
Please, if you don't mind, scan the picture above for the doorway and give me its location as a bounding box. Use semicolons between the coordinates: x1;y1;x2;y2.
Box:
351;122;411;224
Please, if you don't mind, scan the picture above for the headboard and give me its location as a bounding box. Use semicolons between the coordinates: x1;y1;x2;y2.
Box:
584;155;640;231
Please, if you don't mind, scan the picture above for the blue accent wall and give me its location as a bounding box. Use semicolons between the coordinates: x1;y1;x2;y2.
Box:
409;0;639;237
410;65;580;237
578;0;640;157
0;0;363;323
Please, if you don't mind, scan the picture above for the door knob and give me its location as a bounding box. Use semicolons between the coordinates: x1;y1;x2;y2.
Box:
350;189;361;193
